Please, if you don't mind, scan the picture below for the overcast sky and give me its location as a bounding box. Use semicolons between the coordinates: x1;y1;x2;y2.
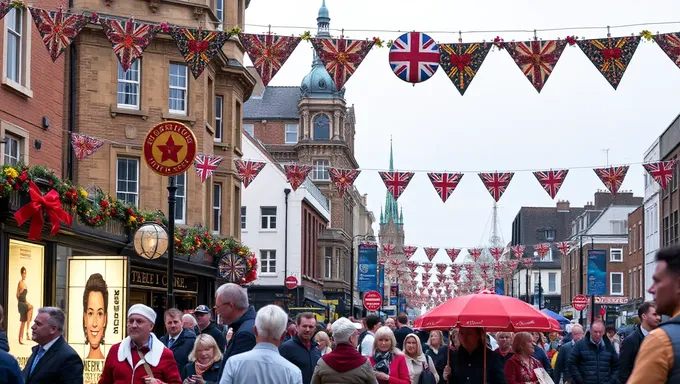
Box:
245;0;680;263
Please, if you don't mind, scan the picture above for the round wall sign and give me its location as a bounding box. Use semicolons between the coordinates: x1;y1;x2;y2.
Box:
143;121;197;176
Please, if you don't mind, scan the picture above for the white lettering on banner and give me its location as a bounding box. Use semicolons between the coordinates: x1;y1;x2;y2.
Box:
515;320;536;327
595;296;629;304
463;320;483;326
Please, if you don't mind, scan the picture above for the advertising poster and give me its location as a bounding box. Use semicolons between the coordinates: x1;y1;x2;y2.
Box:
587;249;607;296
494;279;505;295
357;243;378;292
6;240;44;369
390;285;399;306
378;266;385;297
67;256;128;384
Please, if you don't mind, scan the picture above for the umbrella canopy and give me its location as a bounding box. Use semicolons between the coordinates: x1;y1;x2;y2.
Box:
414;289;562;332
541;308;570;325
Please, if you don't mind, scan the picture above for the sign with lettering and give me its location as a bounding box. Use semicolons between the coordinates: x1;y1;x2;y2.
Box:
130;267;198;292
142;121;197;176
595;296;629;305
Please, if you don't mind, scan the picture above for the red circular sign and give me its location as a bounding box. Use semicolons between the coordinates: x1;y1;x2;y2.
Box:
573;294;588;311
143;121;197;176
285;276;298;290
363;291;382;311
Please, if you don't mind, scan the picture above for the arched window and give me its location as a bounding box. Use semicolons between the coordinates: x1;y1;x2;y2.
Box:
313;114;330;140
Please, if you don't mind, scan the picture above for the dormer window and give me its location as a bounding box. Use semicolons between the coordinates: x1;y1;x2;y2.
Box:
313;114;330;140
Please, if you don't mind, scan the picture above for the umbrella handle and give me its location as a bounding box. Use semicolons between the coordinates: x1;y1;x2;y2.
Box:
483;330;487;384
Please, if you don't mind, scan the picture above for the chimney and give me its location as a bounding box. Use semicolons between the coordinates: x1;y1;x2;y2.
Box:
584;201;595;210
556;200;570;212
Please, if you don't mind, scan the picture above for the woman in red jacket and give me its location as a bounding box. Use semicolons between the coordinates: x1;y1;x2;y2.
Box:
504;332;544;384
369;326;410;384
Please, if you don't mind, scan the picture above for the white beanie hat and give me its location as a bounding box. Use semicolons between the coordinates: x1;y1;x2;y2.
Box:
128;304;157;324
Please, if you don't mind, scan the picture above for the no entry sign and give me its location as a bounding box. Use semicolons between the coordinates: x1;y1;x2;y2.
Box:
285;276;298;289
363;291;382;311
573;294;588;311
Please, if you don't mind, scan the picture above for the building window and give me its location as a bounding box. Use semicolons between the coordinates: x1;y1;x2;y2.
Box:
4;133;21;165
313;114;330;140
116;158;139;207
639;222;643;250
610;248;623;262
212;183;222;234
639;267;644;298
312;159;330;181
325;247;332;279
214;96;223;141
260;207;276;229
335;248;341;280
548;272;557;293
240;206;246;230
243;123;254;137
285;124;298;144
117;60;140;109
260;250;276;274
610;272;623;295
610;220;627;235
174;173;186;224
169;63;188;115
4;7;31;91
215;0;224;29
544;229;556;241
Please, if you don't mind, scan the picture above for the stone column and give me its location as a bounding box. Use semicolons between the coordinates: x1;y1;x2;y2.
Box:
302;111;309;139
333;111;341;139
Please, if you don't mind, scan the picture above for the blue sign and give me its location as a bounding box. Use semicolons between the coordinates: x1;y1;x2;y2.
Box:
390;284;399;306
494;279;505;295
398;295;407;313
357;243;378;292
378;266;385;296
588;249;607;296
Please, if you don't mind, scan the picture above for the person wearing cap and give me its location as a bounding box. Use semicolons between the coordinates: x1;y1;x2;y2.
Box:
193;305;227;352
99;304;181;384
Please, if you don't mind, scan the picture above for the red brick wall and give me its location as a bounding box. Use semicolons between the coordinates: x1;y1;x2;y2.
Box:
627;206;644;300
246;119;298;145
301;200;327;286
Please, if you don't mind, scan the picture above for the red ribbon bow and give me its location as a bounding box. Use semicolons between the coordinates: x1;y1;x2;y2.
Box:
602;48;622;61
14;181;73;241
189;40;209;53
451;54;471;71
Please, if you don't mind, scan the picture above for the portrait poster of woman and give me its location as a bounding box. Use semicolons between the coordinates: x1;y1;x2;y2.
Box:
6;239;45;369
67;256;127;384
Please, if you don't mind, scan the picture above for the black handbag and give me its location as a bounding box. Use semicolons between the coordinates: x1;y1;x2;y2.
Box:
418;357;437;384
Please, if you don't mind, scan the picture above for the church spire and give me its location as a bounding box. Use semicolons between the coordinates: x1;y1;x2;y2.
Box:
381;137;400;225
389;135;394;171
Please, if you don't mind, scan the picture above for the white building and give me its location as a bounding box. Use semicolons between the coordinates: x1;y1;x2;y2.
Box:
643;139;661;301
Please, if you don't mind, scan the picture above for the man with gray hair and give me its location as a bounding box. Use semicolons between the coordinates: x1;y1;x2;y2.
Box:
219;305;302;384
553;324;584;383
22;307;83;384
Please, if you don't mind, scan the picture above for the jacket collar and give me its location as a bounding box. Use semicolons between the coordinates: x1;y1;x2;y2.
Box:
231;307;256;330
118;333;164;367
293;334;318;349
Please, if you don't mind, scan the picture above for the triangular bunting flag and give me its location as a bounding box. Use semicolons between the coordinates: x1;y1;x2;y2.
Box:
29;7;89;62
522;257;534;269
489;247;504;261
505;39;567;92
239;33;301;87
100;17;159;72
403;246;418;259
556;241;571;256
653;33;680;69
284;164;312;191
643;160;676;190
438;42;491;95
328;168;361;198
469;248;483;262
379;171;414;201
71;134;104;160
233;160;266;188
0;1;12;20
169;27;231;79
533;169;569;199
593;166;629;195
423;247;439;261
533;243;551;259
445;248;461;263
383;243;395;257
577;36;640;89
194;154;223;183
310;37;375;90
478;172;514;202
427;172;463;203
511;245;525;259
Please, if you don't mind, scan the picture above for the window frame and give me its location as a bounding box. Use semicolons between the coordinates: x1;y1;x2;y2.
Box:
324;247;332;279
260;206;277;230
168;63;188;115
212;183;222;234
2;6;32;96
240;206;246;231
313;114;330;140
610;248;623;262
117;60;141;109
610;272;624;295
214;95;223;142
116;157;140;207
285;123;298;144
260;250;277;275
173;173;187;224
4;132;21;166
548;272;557;293
312;159;330;181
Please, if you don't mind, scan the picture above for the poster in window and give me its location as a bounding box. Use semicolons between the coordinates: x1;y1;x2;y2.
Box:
67;256;128;384
6;239;45;369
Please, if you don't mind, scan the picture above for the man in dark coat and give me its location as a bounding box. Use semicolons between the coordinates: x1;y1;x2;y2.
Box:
554;324;585;383
393;314;413;350
443;327;506;384
22;307;83;384
618;301;660;383
279;312;321;384
160;308;197;372
194;305;227;351
567;320;619;384
0;347;22;383
0;305;9;352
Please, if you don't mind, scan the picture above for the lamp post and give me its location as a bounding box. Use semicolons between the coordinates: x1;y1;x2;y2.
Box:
133;222;170;308
534;251;543;310
350;234;375;318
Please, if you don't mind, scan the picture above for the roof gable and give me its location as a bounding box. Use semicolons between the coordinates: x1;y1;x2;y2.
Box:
243;86;301;120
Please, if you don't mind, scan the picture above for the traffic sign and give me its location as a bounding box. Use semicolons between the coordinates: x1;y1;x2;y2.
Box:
363;291;382;311
143;121;197;176
285;276;298;290
573;294;588;311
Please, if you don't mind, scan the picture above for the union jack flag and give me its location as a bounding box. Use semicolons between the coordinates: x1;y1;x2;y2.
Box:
100;17;159;72
194;154;223;183
479;172;514;202
311;38;375;90
511;245;526;259
468;248;483;262
504;39;567;92
534;169;569;199
445;248;461;263
379;171;414;201
643;160;676;190
0;1;10;21
522;257;534;269
556;241;571;256
533;243;552;259
284;164;312;191
382;243;396;257
436;263;448;274
509;260;519;271
427;172;463;203
329;168;361;198
422;262;434;273
593;166;629;195
422;272;432;283
389;32;440;84
654;33;680;68
239;33;301;87
407;260;419;272
409;271;418;280
29;8;89;62
218;253;248;282
489;247;505;261
403;245;418;259
233;160;266;188
424;247;439;261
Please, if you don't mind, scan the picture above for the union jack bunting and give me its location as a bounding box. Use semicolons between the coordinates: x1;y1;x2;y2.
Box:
311;38;375;90
464;264;475;275
378;256;387;265
409;271;418;280
284;164;312;191
328;168;361;198
436;273;446;282
479;172;515;202
427;287;434;295
504;39;567;92
100;17;159;72
29;8;89;62
234;160;266;188
522;257;534;269
445;248;461;263
382;243;396;257
577;36;640;89
533;169;569;199
436;263;448;274
403;245;418;259
509;260;519;271
427;172;463;203
654;33;680;69
439;42;492;95
422;262;434;273
489;247;504;261
169;27;231;79
422;272;432;282
556;241;571;256
407;260;419;272
218;254;248;282
239;33;301;86
593;166;629;196
71;134;104;160
511;245;526;259
424;247;439;261
450;264;461;275
533;243;552;259
643;161;676;190
469;248;483;262
194;154;223;183
379;171;414;201
388;31;440;84
0;1;11;21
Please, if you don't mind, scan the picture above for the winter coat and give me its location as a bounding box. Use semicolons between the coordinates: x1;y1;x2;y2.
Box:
424;344;448;383
98;334;181;384
446;346;507;384
209;307;257;384
311;344;376;384
180;360;221;382
553;340;575;383
0;331;8;352
566;332;619;384
532;345;553;377
160;329;196;373
200;322;227;352
370;353;410;384
618;325;646;383
280;335;322;384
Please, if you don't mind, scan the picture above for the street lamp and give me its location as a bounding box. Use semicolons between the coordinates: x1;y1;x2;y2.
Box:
534;251;543;310
134;222;169;260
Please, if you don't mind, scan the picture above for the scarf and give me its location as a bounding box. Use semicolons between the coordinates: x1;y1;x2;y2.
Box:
373;350;393;374
321;344;367;373
194;360;213;377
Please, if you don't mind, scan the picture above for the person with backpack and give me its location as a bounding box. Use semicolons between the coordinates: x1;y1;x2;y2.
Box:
359;314;381;356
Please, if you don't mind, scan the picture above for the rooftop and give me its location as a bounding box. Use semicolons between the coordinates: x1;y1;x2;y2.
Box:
243;86;301;120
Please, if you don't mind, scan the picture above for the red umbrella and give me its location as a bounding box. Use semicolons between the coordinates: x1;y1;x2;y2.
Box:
414;289;562;332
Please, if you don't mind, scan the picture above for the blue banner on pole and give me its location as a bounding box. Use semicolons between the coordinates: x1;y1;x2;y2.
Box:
588;249;607;296
390;285;399;306
398;295;407;313
378;266;385;296
358;243;378;292
494;279;505;295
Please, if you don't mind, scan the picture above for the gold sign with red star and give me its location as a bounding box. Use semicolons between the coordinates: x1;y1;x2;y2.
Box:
143;121;198;176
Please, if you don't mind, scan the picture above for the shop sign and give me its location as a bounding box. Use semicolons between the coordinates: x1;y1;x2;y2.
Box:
142;121;197;176
67;256;128;384
595;296;630;305
130;267;198;292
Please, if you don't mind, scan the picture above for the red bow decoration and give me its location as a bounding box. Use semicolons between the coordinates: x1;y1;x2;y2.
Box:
603;48;622;61
14;181;73;241
451;54;471;71
189;40;209;53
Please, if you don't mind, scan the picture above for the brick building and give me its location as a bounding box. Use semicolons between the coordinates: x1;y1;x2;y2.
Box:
660;114;680;249
622;206;645;318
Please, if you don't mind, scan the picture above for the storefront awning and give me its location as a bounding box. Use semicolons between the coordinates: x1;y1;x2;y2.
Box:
304;297;329;309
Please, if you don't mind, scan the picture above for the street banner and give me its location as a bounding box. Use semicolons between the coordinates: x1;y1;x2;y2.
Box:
358;243;378;292
390;285;399;306
494;279;505;295
587;249;607;296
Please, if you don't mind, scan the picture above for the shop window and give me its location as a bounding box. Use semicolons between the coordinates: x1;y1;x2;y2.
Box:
117;60;140;109
260;250;276;274
174;173;186;224
212;183;222;234
610;272;623;295
214;95;223;141
169;63;188;115
3;7;32;96
116;158;139;207
260;207;276;230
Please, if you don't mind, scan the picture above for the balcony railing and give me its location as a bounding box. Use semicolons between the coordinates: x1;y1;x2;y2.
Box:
302;177;330;212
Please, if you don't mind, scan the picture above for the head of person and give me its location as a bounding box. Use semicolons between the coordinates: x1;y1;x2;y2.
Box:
512;332;534;356
605;325;616;340
449;328;460;348
651;246;680;316
530;332;540;345
126;304;156;346
459;327;483;353
373;326;400;354
182;314;197;330
164;308;183;337
21;266;26;280
590;320;605;344
638;301;660;330
287;320;297;334
32;307;65;345
226;327;233;340
82;274;108;349
404;334;423;358
253;305;288;346
396;314;408;327
296;312;316;344
385;317;396;330
497;332;513;351
315;331;331;349
328;317;357;347
427;330;444;348
571;324;585;342
193;305;212;330
365;314;381;333
188;333;222;365
215;283;249;325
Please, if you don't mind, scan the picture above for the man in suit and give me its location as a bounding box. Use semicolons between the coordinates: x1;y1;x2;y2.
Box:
22;307;83;384
160;308;196;372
